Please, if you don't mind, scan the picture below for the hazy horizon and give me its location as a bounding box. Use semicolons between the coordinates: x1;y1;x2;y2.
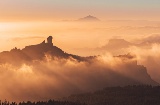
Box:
1;20;160;55
1;0;160;54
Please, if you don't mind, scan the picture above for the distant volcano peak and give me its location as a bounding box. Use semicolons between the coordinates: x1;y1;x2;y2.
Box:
78;15;100;21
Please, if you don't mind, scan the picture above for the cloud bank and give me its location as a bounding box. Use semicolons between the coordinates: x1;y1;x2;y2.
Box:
0;54;156;102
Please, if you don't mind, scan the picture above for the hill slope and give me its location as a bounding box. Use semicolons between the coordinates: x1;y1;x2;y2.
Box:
64;85;160;105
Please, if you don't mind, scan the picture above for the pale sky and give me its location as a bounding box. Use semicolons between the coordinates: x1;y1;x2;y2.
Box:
0;0;160;21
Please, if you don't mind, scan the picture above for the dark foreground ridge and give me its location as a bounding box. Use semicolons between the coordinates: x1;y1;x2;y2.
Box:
1;86;160;105
64;85;160;105
0;99;85;105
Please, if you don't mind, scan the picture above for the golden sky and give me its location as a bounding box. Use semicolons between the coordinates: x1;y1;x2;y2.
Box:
1;0;160;56
1;1;160;100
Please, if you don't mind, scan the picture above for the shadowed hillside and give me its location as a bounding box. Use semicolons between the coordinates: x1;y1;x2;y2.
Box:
64;85;160;105
0;99;86;105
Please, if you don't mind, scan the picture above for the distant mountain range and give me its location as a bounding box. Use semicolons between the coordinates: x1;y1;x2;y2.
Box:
101;39;135;50
62;15;100;22
74;35;160;56
103;35;160;50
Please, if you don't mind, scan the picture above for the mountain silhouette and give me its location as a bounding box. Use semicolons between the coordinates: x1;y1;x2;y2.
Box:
91;37;160;55
0;36;94;65
138;35;160;47
102;35;160;50
0;36;158;86
102;39;135;50
78;15;100;21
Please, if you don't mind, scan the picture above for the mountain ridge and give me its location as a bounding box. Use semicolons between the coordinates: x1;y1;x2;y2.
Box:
0;36;158;86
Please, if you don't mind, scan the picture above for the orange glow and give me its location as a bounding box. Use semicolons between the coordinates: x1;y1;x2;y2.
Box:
0;20;160;56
